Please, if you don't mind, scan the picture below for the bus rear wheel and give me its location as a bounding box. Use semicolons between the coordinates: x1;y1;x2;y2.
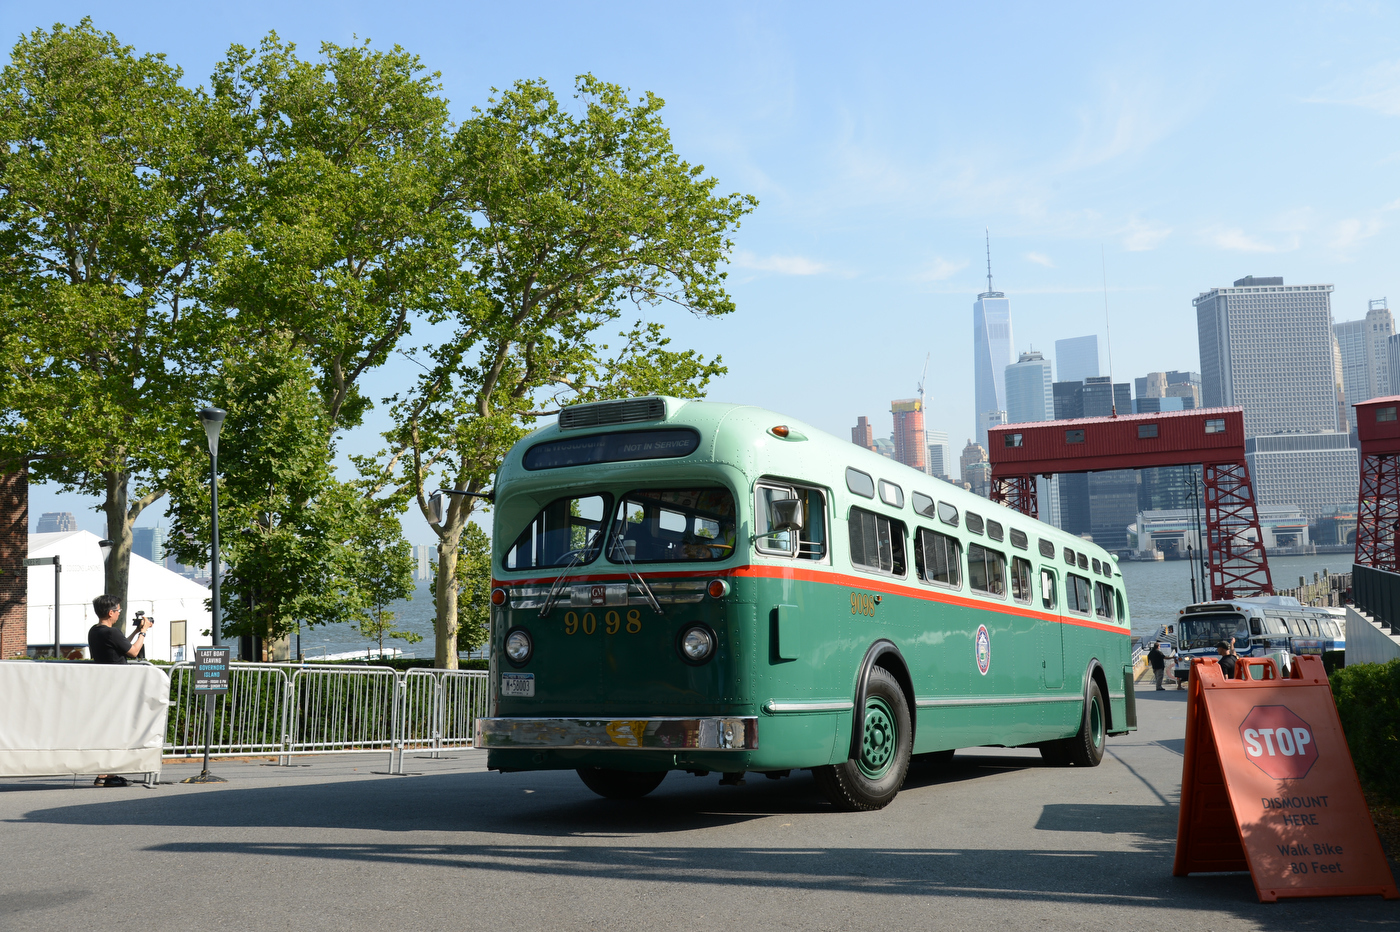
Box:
576;768;667;799
813;667;912;811
1041;678;1107;767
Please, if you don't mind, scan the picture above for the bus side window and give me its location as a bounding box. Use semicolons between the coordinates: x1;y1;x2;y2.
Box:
755;484;796;556
1066;574;1091;615
797;488;827;560
916;528;962;588
1010;557;1032;603
849;506;907;577
1114;589;1124;620
1249;619;1262;636
968;544;1006;597
1040;569;1057;610
1093;581;1114;620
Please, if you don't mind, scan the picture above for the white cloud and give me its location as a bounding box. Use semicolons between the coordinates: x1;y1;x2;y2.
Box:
1307;60;1400;116
1025;252;1055;268
732;250;829;276
1205;227;1298;254
1330;217;1384;253
1121;218;1172;251
914;257;968;282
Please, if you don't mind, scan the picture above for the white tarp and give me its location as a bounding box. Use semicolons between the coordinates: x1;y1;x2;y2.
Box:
0;661;168;777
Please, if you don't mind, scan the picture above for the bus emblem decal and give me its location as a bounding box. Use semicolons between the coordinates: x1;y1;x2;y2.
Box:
975;625;991;676
590;586;606;606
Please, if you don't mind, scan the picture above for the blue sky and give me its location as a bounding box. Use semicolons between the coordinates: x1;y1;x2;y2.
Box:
12;1;1400;542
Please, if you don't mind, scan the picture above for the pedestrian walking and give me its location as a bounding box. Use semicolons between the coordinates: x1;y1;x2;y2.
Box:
1147;641;1167;690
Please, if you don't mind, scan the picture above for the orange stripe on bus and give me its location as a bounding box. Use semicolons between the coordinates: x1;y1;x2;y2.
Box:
495;562;1129;637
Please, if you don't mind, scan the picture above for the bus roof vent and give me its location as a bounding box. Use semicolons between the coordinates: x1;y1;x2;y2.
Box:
559;397;666;430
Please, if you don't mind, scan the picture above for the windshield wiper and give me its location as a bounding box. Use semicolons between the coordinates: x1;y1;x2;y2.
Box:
609;533;663;615
538;532;596;618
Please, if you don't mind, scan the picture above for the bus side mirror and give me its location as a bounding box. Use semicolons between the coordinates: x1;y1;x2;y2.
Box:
769;498;804;533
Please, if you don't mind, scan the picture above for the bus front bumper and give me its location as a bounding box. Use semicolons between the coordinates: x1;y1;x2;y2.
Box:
474;716;759;751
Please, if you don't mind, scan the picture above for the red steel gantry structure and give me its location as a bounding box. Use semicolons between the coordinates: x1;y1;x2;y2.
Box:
987;407;1274;601
1354;395;1400;571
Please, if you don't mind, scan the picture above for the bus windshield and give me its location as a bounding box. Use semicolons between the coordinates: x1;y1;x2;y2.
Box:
607;488;737;563
1179;613;1249;650
503;494;611;570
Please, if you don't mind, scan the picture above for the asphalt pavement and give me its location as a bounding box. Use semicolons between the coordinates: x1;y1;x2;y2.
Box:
1;686;1396;932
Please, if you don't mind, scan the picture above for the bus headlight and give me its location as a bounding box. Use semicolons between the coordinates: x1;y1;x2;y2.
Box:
505;628;533;666
678;624;715;664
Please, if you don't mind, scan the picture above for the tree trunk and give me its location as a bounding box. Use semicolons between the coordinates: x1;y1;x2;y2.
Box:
434;540;460;669
102;469;133;634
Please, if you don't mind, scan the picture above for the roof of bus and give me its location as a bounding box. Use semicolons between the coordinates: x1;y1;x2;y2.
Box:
495;397;1120;569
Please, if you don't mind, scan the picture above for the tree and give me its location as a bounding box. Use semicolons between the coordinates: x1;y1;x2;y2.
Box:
164;35;463;649
353;510;418;658
373;75;753;667
449;521;490;656
0;20;240;629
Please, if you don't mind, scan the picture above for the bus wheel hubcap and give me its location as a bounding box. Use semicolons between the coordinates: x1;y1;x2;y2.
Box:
860;698;896;778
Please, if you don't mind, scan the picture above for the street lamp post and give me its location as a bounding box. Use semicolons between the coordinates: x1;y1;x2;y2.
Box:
198;408;226;647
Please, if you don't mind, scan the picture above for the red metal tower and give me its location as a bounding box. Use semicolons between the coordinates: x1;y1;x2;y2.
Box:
1353;396;1400;572
988;407;1273;601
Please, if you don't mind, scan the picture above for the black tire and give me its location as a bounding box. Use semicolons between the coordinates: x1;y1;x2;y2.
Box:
813;667;912;811
1066;677;1107;767
576;768;667;799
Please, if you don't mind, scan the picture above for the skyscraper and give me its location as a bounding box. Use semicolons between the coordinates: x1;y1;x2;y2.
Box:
35;512;76;533
973;236;1012;448
1334;299;1394;431
851;416;876;451
1005;349;1058;526
132;527;167;565
1195;275;1357;519
1005;350;1053;425
1195;275;1337;436
1051;377;1133;546
890;399;927;471
926;429;949;478
1054;336;1100;384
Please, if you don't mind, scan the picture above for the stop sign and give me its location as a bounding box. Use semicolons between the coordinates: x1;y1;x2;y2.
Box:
1239;705;1319;780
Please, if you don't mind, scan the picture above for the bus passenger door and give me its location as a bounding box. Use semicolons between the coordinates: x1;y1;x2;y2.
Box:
1040;568;1064;688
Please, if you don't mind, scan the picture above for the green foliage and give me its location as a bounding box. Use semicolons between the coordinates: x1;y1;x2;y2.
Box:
353;510;419;653
446;523;491;654
1331;659;1400;804
375;74;751;667
0;19;240;626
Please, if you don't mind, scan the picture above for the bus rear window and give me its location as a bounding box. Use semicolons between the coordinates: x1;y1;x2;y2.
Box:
523;429;700;470
607;489;736;563
504;494;611;570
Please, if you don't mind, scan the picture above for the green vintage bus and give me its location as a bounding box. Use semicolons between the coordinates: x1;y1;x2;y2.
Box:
476;397;1136;809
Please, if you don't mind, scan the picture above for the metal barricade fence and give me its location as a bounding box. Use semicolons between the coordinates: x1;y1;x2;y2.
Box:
166;663;291;758
162;663;490;769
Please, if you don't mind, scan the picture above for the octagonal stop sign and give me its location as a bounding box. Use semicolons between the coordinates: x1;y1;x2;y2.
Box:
1239;704;1318;780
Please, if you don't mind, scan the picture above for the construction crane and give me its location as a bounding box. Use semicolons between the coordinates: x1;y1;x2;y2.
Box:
917;352;929;412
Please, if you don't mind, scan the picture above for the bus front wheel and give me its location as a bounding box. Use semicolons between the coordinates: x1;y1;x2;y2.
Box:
813;667;912;811
576;768;667;800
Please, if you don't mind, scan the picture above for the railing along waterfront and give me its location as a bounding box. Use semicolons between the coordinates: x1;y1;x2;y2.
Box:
1353;564;1400;631
163;662;489;770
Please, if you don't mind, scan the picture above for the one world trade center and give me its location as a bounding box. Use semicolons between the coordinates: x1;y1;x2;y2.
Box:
973;235;1012;448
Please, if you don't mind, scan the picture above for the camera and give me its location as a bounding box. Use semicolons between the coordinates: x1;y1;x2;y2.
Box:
134;610;155;630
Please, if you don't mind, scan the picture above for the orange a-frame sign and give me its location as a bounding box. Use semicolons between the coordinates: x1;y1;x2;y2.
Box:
1173;655;1398;902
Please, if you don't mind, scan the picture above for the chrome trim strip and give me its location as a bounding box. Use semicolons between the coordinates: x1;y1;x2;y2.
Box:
475;715;758;751
915;695;1083;708
762;700;855;713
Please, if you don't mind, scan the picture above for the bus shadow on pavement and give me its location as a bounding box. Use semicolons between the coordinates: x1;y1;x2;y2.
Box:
1034;802;1177;835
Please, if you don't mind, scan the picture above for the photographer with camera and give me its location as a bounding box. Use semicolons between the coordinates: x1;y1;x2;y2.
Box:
86;594;154;786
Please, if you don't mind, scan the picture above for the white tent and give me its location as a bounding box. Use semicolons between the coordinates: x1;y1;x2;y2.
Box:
27;531;213;661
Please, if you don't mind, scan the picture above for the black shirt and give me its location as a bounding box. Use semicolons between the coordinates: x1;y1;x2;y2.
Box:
88;624;132;664
1147;647;1166;670
1219;653;1237;679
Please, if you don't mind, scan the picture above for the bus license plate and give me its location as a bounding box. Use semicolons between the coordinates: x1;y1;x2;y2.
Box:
501;673;535;697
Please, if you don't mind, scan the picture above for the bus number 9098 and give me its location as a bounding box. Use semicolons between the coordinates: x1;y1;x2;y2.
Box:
564;610;643;636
